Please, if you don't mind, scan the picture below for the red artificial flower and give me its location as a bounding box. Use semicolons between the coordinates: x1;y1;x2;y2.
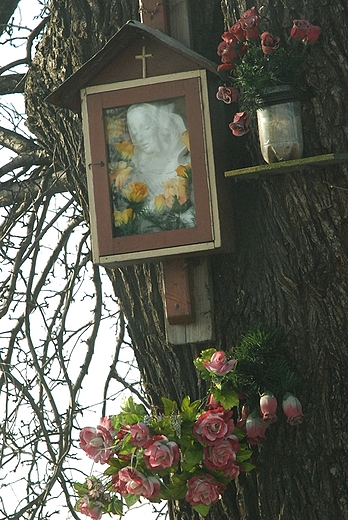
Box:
303;24;321;43
229;112;250;137
260;32;280;55
229;21;245;42
216;87;239;104
290;19;311;40
240;6;261;40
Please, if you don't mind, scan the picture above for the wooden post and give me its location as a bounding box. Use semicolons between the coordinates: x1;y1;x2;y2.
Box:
162;258;193;325
139;0;169;33
138;0;214;344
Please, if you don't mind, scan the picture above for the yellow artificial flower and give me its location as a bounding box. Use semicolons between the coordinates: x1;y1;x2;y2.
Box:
114;208;135;226
162;177;189;208
176;163;191;179
181;130;190;151
122;181;149;203
115;140;134;160
154;194;167;211
109;161;133;189
105;116;126;140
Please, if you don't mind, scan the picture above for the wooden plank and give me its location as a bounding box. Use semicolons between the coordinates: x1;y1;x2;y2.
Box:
165;257;214;344
163;258;193;325
224;153;348;180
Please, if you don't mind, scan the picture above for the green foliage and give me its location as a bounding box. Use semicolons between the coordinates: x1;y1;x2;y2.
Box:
233;40;306;113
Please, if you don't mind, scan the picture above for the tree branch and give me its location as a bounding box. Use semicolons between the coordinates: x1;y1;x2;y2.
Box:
0;73;25;94
0;125;36;154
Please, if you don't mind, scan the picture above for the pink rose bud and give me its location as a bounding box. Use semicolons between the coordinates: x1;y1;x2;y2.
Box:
259;391;278;424
203;350;237;376
246;410;268;444
282;393;305;425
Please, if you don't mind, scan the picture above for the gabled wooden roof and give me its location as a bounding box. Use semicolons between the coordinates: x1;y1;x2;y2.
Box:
46;20;219;112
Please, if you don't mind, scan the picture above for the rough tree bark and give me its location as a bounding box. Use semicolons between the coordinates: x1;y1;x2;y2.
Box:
24;0;348;519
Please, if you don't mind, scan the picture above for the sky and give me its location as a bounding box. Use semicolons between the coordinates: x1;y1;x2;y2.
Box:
0;1;164;519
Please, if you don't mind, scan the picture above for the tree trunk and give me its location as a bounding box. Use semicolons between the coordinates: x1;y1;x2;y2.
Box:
25;0;348;519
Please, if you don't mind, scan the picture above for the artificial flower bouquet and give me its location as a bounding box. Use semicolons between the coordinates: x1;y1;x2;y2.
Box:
75;327;305;519
216;7;321;136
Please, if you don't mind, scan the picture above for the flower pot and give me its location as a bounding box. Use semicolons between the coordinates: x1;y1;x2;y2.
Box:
256;86;303;164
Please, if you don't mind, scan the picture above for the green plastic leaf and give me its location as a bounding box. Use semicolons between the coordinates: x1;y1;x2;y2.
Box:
242;461;257;472
162;397;178;416
212;387;239;409
184;443;203;467
124;493;141;508
180;396;201;421
106;497;123;515
236;449;253;462
193;504;211;516
73;482;88;495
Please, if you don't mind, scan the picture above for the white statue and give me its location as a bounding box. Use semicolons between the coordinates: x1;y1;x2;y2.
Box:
126;102;190;204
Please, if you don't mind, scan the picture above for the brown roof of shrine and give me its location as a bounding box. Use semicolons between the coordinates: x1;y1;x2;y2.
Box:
46;20;219;113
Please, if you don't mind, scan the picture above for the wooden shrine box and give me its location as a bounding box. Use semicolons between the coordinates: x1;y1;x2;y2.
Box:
47;20;234;267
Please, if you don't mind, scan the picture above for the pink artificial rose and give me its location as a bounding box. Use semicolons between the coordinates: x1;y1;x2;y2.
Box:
193;407;235;446
216;86;239;104
186;474;226;507
129;422;150;447
143;435;180;471
77;496;103;520
260;32;280;55
224;462;241;479
112;467;160;499
246;411;268;444
203;351;237;376
203;437;239;476
79;420;115;464
229;112;250;137
282;393;305;425
290;19;311;40
259;391;278;424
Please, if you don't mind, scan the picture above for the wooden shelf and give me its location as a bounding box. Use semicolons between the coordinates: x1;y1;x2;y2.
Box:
224;153;348;180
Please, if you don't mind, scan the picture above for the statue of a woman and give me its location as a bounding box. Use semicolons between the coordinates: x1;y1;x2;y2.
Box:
126;102;190;204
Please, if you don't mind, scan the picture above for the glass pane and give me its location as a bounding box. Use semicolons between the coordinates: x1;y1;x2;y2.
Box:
104;98;196;237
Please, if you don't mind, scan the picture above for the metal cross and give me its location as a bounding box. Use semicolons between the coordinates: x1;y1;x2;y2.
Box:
135;46;153;79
